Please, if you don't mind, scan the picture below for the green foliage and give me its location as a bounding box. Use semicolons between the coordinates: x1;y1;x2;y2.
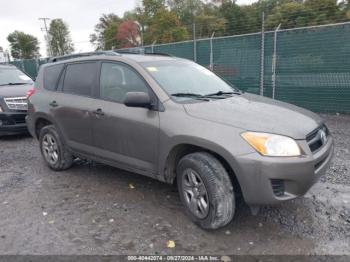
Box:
266;2;312;29
265;0;346;29
90;14;122;50
145;8;188;44
48;19;74;56
92;0;350;49
7;31;40;59
167;0;204;25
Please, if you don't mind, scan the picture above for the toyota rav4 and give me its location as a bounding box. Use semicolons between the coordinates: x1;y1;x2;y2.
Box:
26;52;334;229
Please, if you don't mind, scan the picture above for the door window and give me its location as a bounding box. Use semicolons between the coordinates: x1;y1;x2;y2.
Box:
63;62;97;96
44;64;64;91
99;62;149;103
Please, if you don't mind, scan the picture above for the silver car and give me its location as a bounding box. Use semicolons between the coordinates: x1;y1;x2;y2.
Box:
26;52;334;229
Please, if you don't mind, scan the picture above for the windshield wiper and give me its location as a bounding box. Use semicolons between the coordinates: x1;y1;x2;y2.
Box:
171;93;210;101
8;82;28;85
0;82;28;86
204;90;242;97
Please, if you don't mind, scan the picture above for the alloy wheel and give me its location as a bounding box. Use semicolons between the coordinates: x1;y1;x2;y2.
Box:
182;168;209;219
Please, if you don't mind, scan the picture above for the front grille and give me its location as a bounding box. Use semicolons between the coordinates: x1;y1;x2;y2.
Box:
4;97;28;111
306;125;329;153
271;179;285;197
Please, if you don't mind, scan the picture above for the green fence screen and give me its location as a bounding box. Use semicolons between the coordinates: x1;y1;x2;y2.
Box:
9;22;350;113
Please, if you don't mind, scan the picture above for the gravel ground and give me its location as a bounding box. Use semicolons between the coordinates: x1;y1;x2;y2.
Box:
0;114;349;255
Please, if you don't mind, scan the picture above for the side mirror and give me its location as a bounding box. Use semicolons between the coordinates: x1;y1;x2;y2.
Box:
124;92;153;109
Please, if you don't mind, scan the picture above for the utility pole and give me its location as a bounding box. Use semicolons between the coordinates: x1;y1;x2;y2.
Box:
39;17;51;57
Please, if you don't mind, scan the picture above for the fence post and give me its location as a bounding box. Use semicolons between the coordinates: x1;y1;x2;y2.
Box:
151;40;157;53
35;59;40;75
193;23;197;62
259;12;265;96
21;60;25;72
210;32;215;71
272;24;281;100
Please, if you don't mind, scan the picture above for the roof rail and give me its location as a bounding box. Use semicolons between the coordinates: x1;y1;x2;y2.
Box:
48;51;120;63
144;52;172;57
114;49;172;57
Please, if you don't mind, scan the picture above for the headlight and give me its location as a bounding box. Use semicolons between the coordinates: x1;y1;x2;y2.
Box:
241;132;301;157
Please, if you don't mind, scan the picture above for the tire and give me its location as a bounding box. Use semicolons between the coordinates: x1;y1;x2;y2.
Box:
176;152;235;230
39;125;74;171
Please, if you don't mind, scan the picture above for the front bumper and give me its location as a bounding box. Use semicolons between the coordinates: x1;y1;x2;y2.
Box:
0;112;28;135
235;136;334;206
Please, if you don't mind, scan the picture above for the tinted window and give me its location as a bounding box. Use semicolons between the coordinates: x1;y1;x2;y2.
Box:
100;62;149;103
44;64;64;91
63;62;97;96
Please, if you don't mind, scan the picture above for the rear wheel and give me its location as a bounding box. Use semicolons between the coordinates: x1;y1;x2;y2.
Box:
177;152;235;229
39;125;73;171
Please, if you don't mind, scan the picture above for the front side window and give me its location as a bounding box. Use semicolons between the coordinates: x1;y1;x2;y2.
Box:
0;67;33;86
99;62;149;103
141;60;238;101
63;62;97;96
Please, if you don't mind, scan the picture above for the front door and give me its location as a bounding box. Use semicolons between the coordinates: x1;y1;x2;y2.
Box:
91;62;160;175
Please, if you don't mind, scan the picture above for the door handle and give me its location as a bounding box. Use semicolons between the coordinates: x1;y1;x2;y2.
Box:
93;108;104;116
49;101;58;107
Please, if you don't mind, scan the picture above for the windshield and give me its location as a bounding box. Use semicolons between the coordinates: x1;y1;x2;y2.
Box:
141;60;238;101
0;67;33;86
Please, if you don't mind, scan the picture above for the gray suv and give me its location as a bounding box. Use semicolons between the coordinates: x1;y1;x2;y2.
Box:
26;53;334;229
0;64;33;135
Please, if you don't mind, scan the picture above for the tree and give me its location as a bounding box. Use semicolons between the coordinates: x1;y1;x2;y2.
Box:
48;19;74;56
167;0;204;26
117;20;141;48
90;14;122;50
145;8;189;44
195;14;226;38
219;0;251;34
304;0;345;24
133;0;189;44
265;0;346;29
265;2;311;29
7;31;40;59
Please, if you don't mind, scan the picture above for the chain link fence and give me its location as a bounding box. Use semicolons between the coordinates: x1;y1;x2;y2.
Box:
143;22;350;113
5;58;48;79
4;22;350;113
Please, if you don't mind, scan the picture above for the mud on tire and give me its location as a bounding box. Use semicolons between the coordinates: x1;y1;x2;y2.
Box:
177;152;235;229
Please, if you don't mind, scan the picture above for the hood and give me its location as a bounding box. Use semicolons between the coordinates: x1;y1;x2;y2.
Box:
0;84;33;98
184;93;323;139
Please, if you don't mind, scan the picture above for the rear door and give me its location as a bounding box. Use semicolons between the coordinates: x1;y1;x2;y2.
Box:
91;61;160;175
50;61;99;153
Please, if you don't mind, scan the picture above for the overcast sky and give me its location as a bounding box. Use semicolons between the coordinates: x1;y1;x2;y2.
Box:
0;0;257;57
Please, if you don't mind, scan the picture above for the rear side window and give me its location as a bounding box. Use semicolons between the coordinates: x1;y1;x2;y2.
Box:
43;64;64;91
63;62;97;96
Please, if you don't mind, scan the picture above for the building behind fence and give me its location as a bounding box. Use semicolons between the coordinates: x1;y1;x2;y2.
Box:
6;22;350;113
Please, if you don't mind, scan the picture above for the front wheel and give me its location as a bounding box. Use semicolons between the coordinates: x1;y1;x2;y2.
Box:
177;152;235;229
